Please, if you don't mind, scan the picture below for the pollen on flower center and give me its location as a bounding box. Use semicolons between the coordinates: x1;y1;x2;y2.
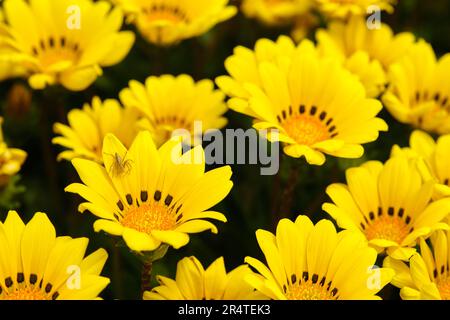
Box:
286;281;335;300
436;277;450;300
2;287;49;300
364;216;410;244
121;202;176;234
283;114;331;145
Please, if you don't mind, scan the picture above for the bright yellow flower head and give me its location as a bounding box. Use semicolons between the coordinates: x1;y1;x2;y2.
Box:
119;74;227;147
218;39;387;165
0;117;27;187
53;97;140;163
112;0;236;46
0;211;109;300
241;0;312;26
315;0;396;19
317;16;415;71
65;131;233;253
392;130;450;200
144;256;264;300
323;156;450;260
384;229;450;300
383;40;450;135
245;215;394;300
0;0;135;91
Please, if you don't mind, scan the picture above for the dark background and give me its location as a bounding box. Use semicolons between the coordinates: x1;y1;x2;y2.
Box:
0;0;449;299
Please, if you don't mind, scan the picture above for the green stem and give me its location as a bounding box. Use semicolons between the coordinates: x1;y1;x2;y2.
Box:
140;259;153;298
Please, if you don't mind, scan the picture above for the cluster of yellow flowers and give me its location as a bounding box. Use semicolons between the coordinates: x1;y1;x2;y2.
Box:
0;0;449;300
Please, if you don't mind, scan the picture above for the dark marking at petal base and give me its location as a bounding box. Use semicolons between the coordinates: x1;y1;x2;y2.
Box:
369;212;375;220
310;106;317;116
331;288;338;296
398;208;405;218
5;277;13;288
154;190;162;201
140;191;148;202
30;274;38;284
45;283;52;293
165;195;173;206
320;277;326;286
406;216;411;224
126;194;133;205
319;111;327;121
302;271;309;281
117;200;124;211
388;207;394;216
17;273;24;283
291;274;297;284
312;274;319;284
299;105;306;114
52;292;59;300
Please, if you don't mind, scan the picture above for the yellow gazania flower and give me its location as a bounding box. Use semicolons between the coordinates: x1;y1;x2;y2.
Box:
323;156;450;260
315;0;395;19
0;0;135;91
241;0;312;26
245;215;394;300
0;211;109;300
119;74;227;147
317;16;415;70
383;40;450;135
65;131;233;252
384;230;450;300
217;35;384;102
392;130;450;200
53;97;140;163
112;0;236;46
218;39;387;165
144;256;264;300
316;16;415;97
0;117;27;187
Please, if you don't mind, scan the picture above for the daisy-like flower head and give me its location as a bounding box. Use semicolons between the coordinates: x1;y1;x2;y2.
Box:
53;97;140;163
0;117;27;187
384;229;450;300
241;0;312;26
0;0;135;91
317;16;415;72
112;0;236;46
0;211;109;300
119;74;227;147
218;39;387;165
323;156;450;260
65;131;233;253
383;40;450;135
144;256;264;300
392;130;450;200
245;215;394;300
315;0;396;19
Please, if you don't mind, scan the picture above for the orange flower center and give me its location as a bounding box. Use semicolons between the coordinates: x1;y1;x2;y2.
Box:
142;5;188;23
437;277;450;300
364;216;410;244
31;37;81;70
286;281;335;300
1;287;49;300
283;114;330;145
121;202;176;234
